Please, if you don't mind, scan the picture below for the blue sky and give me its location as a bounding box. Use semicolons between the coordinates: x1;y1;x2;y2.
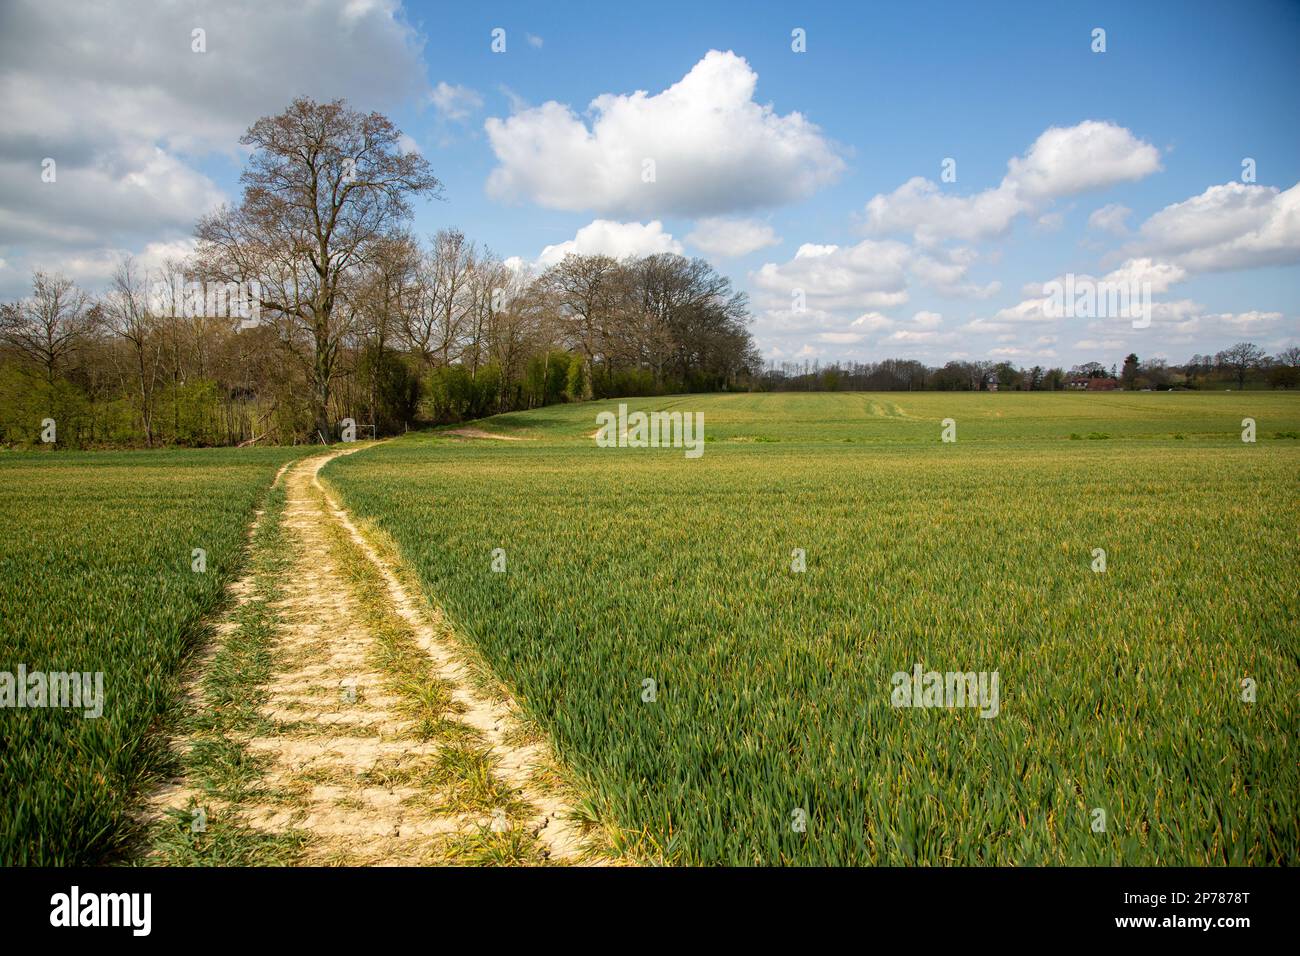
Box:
2;0;1297;368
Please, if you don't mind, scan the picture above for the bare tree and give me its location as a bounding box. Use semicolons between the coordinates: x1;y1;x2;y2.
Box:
540;253;624;369
196;97;440;441
407;229;475;370
0;271;96;384
102;257;162;445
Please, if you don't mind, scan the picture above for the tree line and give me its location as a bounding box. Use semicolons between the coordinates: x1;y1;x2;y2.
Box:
0;98;759;448
759;343;1300;393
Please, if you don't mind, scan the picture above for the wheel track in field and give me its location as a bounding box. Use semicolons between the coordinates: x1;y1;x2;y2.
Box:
145;446;596;866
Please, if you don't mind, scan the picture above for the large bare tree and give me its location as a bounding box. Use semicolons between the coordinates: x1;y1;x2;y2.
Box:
196;97;440;440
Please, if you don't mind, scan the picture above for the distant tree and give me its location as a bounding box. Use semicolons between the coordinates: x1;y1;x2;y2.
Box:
993;361;1021;390
1071;361;1107;379
1268;346;1300;389
1215;342;1266;390
1121;353;1140;389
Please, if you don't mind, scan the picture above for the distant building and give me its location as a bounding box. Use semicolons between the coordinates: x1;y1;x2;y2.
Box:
1066;377;1120;391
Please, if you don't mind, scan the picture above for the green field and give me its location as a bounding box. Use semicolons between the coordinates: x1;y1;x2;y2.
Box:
323;392;1300;865
0;447;305;865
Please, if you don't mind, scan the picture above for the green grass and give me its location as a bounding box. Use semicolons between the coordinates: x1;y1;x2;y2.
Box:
0;447;306;865
325;392;1300;865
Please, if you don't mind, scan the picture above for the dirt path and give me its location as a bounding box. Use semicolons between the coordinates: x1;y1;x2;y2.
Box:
145;447;593;866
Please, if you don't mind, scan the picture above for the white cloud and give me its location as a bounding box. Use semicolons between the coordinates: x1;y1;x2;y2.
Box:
851;311;895;331
910;247;1000;298
751;240;912;312
0;0;426;157
992;257;1190;326
960;318;1013;334
685;217;780;258
0;0;429;297
1005;121;1160;201
751;239;1002;316
863;176;1027;244
430;82;484;122
536;219;683;268
989;345;1057;359
1088;203;1132;235
863;121;1160;244
0;145;224;248
1128;181;1300;273
526;34;544;49
484;50;844;217
1103;257;1187;294
887;329;958;344
1198;310;1284;330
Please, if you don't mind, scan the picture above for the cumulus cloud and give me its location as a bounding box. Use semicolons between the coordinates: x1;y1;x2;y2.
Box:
1126;181;1300;273
685;217;780;258
1005;121;1160;200
751;240;912;313
484;50;844;217
535;219;683;268
910;247;1001;298
749;237;998;330
863;176;1026;244
863;121;1160;244
0;145;223;247
0;0;426;159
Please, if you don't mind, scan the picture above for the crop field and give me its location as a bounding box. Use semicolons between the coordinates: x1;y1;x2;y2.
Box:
323;392;1300;865
0;447;306;865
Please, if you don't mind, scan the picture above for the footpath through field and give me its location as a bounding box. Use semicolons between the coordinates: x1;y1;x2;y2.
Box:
143;448;591;866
